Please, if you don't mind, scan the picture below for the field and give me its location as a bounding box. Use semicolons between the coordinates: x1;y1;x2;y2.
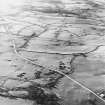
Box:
0;0;105;105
